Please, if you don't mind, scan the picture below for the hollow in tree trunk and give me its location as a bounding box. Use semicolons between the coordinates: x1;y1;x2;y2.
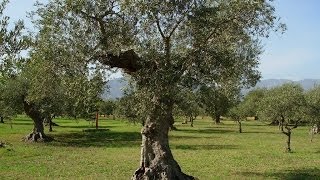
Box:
0;116;4;123
23;101;53;142
132;96;194;180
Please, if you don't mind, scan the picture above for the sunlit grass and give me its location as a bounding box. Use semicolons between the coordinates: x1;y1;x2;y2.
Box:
0;115;319;179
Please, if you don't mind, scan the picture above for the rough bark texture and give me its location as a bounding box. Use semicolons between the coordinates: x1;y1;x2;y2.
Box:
96;50;192;179
0;116;4;123
23;101;53;142
132;96;194;180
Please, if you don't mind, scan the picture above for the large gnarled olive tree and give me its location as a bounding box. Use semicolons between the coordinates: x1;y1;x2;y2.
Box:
34;0;284;179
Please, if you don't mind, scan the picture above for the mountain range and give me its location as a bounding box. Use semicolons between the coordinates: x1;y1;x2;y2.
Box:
103;78;320;99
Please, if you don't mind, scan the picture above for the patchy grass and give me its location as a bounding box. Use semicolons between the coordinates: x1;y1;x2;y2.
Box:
0;115;319;179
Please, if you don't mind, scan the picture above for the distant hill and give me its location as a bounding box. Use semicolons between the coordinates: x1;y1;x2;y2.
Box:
103;78;320;99
253;79;320;90
242;79;320;94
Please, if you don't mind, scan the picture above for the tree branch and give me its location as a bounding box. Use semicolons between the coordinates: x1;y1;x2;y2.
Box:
94;49;141;74
155;16;165;39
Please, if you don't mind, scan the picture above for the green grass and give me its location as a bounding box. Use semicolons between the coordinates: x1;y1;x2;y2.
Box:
0;116;319;179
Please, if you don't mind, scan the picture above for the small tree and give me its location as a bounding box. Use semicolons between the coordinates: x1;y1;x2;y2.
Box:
176;89;200;127
98;100;116;118
198;85;231;124
304;85;320;141
240;88;266;119
258;84;305;152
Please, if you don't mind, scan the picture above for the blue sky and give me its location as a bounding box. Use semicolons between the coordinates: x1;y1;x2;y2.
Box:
5;0;320;80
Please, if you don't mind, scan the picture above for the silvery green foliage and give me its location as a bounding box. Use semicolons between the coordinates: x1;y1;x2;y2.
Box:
258;83;305;123
33;0;284;102
304;85;320;126
0;0;30;119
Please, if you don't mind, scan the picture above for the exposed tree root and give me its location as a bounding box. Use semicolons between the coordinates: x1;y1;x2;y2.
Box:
23;132;53;142
132;165;196;180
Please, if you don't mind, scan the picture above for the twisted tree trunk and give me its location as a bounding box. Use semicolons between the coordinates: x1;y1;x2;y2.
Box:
281;121;298;152
132;96;194;180
23;101;52;142
0;116;4;123
238;120;242;133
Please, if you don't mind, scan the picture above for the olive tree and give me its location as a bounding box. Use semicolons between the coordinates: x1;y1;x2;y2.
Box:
240;88;266;119
258;84;305;152
176;89;200;127
304;85;320;141
228;88;266;133
0;0;29;124
33;0;284;178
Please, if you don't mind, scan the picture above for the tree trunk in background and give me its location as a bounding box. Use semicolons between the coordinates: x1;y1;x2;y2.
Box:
23;101;52;142
132;96;194;180
190;116;194;127
95;111;99;129
48;117;53;132
0;116;4;123
215;114;220;124
238;120;242;133
286;130;291;152
168;103;177;131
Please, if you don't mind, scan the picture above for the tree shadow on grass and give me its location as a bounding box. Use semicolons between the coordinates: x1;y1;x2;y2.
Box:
242;131;278;134
58;125;114;129
48;130;141;148
170;135;219;140
10;122;33;126
173;144;238;150
240;168;320;180
176;128;234;134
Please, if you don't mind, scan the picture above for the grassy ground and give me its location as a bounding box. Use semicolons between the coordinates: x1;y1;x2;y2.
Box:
0;116;319;180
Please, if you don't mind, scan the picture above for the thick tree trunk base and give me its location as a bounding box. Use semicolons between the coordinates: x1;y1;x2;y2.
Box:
132;165;195;180
23;132;53;142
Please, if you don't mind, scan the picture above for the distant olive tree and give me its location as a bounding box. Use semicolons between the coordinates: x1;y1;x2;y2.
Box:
239;88;266;120
176;89;200;127
304;85;320;141
258;84;305;152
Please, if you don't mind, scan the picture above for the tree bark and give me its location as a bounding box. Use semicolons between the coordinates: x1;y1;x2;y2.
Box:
132;96;194;180
23;101;52;142
0;116;4;123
